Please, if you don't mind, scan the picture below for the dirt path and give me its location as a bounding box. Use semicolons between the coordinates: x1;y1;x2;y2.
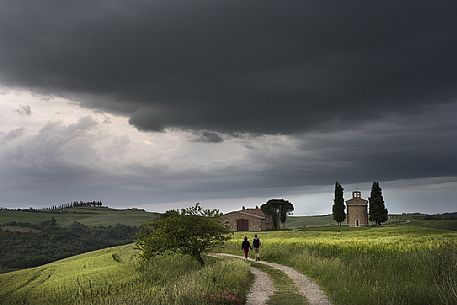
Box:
246;267;275;305
210;253;333;305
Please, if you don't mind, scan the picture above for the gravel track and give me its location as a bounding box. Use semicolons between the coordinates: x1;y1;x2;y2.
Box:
246;266;274;305
210;253;333;305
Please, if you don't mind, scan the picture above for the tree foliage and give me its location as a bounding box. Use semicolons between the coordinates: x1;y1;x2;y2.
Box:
369;182;389;225
0;220;137;271
261;199;294;230
279;200;294;228
332;182;346;226
135;203;231;266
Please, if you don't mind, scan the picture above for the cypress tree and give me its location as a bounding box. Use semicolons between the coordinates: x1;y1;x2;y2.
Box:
332;182;346;226
368;182;388;225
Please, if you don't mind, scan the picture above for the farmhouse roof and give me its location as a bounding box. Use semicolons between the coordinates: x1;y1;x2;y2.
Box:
225;208;266;219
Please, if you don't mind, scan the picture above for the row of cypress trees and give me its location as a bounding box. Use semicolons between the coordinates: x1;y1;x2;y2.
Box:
332;181;388;226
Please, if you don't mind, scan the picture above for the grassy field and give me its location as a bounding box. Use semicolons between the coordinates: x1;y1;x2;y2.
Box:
284;215;335;228
4;207;454;232
2;209;456;305
0;207;159;226
219;224;457;305
0;225;39;233
285;214;457;231
0;208;335;229
403;219;457;231
0;244;251;305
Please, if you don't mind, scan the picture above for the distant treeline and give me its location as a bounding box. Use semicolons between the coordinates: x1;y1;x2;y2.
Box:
0;218;137;272
0;200;105;212
42;200;104;210
399;212;457;220
422;212;457;220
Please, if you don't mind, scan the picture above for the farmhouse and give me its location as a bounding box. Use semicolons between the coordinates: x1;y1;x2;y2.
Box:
223;206;273;231
346;191;369;227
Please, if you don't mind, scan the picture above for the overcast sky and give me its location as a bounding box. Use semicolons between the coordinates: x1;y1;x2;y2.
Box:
0;0;456;214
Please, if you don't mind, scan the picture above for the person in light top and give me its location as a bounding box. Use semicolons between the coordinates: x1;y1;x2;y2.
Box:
252;234;261;261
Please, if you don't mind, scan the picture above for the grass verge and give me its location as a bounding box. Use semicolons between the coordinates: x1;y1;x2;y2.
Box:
217;225;457;305
0;244;252;305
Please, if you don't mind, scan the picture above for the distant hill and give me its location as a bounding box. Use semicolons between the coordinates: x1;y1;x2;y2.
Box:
285;213;457;231
0;206;160;227
0;245;142;304
2;206;456;231
285;214;336;228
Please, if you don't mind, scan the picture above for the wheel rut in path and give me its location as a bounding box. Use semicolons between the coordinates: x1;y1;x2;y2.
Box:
210;253;333;305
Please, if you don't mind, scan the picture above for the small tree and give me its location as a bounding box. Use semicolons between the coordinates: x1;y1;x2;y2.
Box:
135;204;231;266
332;182;346;226
368;182;388;225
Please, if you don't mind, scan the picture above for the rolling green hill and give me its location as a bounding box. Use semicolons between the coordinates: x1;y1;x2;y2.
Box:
285;214;457;231
0;244;251;305
284;214;336;228
3;207;456;231
403;219;457;231
1;223;456;305
0;207;160;226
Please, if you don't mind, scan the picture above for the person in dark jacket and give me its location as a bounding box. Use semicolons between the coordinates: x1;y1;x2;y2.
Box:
241;236;251;259
252;234;261;261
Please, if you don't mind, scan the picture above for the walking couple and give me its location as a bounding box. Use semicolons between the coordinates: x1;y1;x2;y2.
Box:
241;234;261;261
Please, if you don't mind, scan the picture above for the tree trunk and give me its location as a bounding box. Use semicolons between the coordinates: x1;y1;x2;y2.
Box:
195;253;205;266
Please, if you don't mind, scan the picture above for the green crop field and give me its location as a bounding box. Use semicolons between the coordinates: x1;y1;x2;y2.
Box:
0;244;251;305
0;207;160;227
404;219;457;231
1;214;456;305
218;224;457;305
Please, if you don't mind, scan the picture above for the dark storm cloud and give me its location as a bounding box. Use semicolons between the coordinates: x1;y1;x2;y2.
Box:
0;0;456;211
190;131;224;143
0;0;456;134
15;105;32;116
123;103;457;203
248;103;457;188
